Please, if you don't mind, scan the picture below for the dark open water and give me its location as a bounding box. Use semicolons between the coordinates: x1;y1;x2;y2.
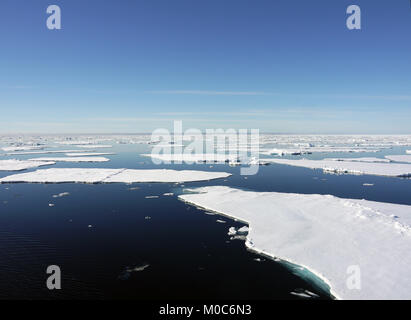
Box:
0;144;410;299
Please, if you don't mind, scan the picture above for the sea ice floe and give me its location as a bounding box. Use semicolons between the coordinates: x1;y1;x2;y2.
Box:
56;140;96;145
0;159;55;171
65;153;115;157
263;159;411;177
1;146;43;152
324;157;390;163
261;147;379;156
76;145;112;148
179;186;411;300
28;157;110;162
142;153;239;163
104;169;231;183
262;148;311;156
385;155;411;163
406;150;411;154
303;147;379;153
5;150;93;156
0;168;231;184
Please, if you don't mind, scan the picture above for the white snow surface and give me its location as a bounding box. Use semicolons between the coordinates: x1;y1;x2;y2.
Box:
76;145;112;148
179;186;411;300
324;157;390;163
65;153;114;156
385;155;411;163
0;159;55;171
0;168;231;184
4;150;93;155
28;157;110;162
142;153;239;163
264;158;411;177
2;146;43;152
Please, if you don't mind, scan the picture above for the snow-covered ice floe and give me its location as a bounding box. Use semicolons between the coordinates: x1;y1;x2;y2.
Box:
28;157;110;162
407;150;411;155
324;157;390;163
385;155;411;164
263;159;411;177
0;159;55;171
262;147;379;156
262;148;311;156
0;168;231;184
178;186;411;300
76;145;112;149
65;153;114;157
1;146;43;152
142;153;239;163
4;150;93;156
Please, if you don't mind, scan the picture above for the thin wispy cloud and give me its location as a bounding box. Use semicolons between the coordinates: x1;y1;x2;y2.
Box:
145;90;269;96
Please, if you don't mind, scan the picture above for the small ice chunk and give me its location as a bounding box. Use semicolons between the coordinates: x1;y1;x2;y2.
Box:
290;289;320;299
52;192;70;198
227;227;237;236
118;263;150;280
237;226;249;235
227;226;249;236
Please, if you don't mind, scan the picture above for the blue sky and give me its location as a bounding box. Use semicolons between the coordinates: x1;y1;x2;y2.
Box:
0;0;410;133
